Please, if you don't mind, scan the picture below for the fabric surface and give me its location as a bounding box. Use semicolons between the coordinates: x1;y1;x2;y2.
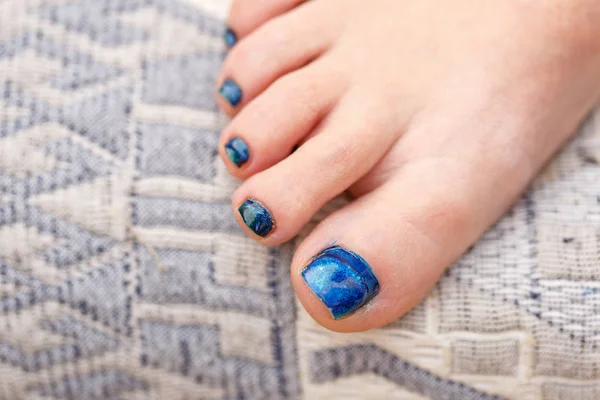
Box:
0;0;599;399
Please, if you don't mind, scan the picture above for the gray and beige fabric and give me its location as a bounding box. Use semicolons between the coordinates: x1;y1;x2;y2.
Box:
0;0;599;399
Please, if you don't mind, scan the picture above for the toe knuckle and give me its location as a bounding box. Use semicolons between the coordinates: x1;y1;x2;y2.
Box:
403;194;472;254
432;196;472;233
400;166;475;247
319;141;356;167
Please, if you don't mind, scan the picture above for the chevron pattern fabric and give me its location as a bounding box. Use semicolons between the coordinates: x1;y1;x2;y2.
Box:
0;1;599;399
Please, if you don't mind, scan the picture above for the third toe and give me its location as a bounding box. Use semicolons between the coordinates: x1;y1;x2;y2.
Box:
231;92;402;244
219;60;346;178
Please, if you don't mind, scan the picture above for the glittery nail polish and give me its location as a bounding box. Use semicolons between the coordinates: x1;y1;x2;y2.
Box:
301;245;379;319
219;79;242;107
238;199;274;237
225;137;249;167
224;27;237;48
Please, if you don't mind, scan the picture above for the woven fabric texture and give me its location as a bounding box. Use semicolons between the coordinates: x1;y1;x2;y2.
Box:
0;1;599;399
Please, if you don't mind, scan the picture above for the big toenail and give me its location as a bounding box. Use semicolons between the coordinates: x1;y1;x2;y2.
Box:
219;79;243;107
224;27;237;48
238;199;275;237
301;245;380;319
225;137;249;167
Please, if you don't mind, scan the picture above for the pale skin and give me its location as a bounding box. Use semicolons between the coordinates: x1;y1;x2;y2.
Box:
216;0;600;332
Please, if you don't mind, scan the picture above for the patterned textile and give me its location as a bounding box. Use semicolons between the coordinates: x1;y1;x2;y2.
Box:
0;1;599;399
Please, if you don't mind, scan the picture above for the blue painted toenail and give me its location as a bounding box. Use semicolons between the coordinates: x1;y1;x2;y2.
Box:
219;79;242;107
238;199;274;237
225;137;249;167
224;27;237;48
301;245;379;320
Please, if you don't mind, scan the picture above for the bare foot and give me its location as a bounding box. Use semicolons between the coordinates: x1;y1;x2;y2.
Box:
216;0;600;331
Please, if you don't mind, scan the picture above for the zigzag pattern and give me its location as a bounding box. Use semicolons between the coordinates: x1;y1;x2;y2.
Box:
2;0;600;399
310;345;504;400
0;1;298;399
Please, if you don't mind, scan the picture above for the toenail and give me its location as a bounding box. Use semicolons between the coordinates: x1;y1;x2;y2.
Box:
301;245;380;320
238;199;275;237
225;137;249;167
224;27;237;48
219;79;243;107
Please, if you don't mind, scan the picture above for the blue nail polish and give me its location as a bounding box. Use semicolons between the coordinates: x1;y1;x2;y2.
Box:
238;199;274;237
219;79;243;107
301;245;379;319
225;137;249;167
224;27;237;48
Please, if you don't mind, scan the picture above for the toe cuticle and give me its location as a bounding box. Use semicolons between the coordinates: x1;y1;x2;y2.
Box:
238;199;275;238
301;245;380;320
219;79;243;107
225;137;249;168
224;27;237;48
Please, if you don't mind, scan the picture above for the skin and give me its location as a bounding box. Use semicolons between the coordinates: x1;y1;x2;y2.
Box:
216;0;600;332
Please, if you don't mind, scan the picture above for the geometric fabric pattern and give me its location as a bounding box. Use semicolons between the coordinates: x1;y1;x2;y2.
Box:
0;1;599;399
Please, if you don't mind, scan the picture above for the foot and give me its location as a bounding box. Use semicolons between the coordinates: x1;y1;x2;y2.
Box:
216;0;600;331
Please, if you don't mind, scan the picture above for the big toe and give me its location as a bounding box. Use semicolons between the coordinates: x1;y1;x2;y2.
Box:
291;130;537;332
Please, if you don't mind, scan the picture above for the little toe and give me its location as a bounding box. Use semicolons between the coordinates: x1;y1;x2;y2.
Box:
227;0;307;43
217;0;339;114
